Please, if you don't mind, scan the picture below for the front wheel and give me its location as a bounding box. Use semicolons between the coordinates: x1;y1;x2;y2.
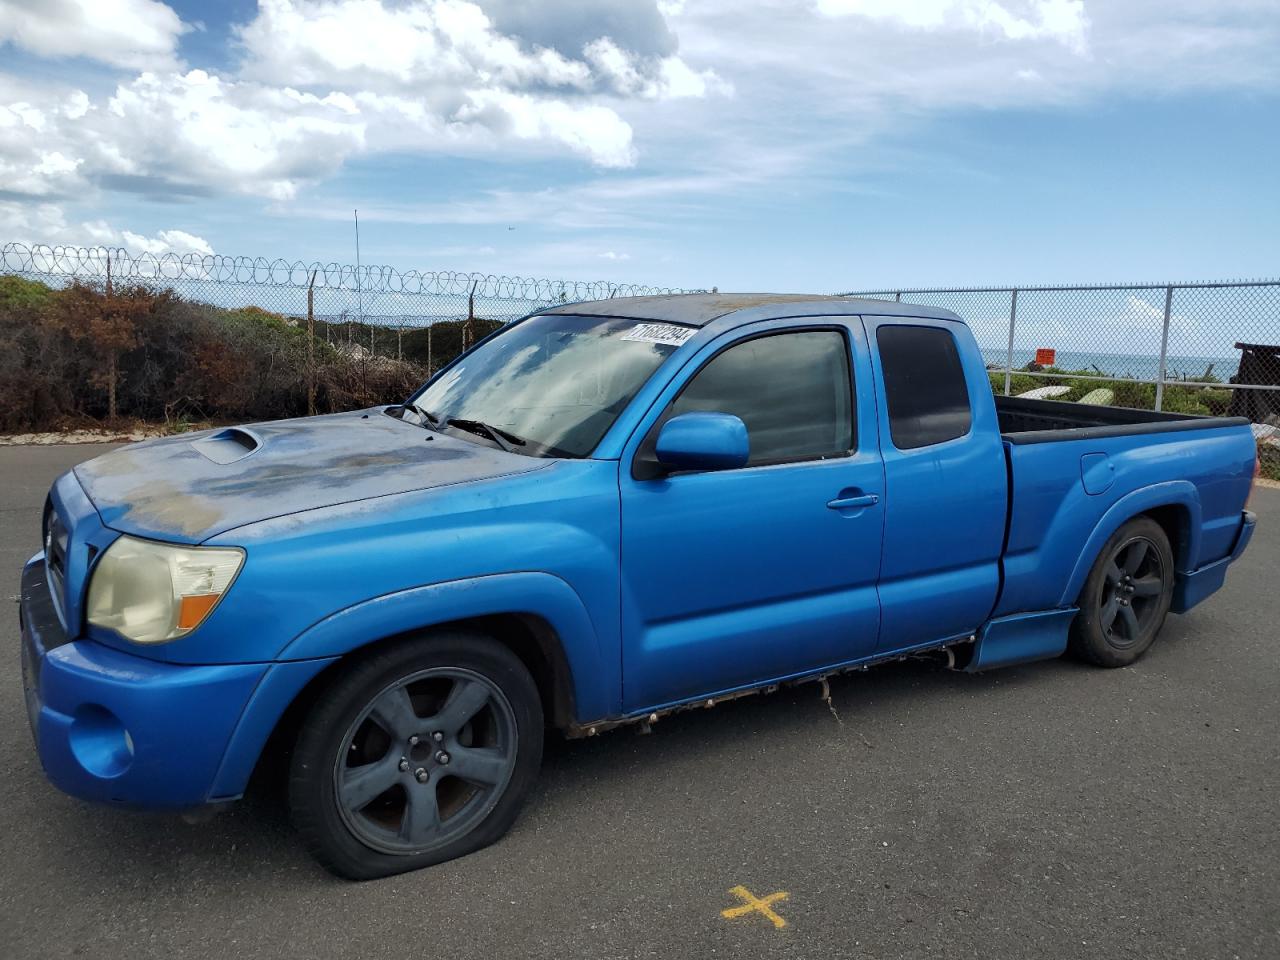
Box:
289;633;543;880
1068;516;1175;667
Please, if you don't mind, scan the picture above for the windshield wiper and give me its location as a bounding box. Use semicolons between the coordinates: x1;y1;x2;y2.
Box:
446;417;527;453
398;401;441;427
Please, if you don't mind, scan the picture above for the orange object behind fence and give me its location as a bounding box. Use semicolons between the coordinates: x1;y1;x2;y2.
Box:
1035;348;1056;366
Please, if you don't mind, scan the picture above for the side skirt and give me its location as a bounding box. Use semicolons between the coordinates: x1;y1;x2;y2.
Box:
962;607;1078;673
567;634;976;739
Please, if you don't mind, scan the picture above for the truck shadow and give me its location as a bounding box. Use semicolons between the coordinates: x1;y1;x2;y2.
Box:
20;652;1090;889
539;654;1082;782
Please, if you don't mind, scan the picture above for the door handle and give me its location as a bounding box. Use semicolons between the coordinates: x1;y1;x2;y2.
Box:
827;493;879;510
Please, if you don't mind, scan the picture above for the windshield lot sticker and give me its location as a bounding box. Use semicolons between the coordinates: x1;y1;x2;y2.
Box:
622;323;697;347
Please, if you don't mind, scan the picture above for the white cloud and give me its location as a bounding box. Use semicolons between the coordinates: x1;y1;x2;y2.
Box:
815;0;1089;52
666;0;1278;125
237;0;590;90
236;0;724;100
0;65;643;203
101;70;366;200
0;200;78;241
0;0;188;71
2;0;1279;260
123;228;215;257
0;0;732;211
0;201;214;256
0;81;95;197
599;250;631;261
231;0;724;165
583;37;727;99
342;86;638;167
0;69;367;202
454;90;637;167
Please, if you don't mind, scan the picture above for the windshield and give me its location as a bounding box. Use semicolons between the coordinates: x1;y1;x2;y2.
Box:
409;313;694;457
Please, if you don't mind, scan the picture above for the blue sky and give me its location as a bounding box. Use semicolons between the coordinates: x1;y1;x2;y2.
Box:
1;0;1277;292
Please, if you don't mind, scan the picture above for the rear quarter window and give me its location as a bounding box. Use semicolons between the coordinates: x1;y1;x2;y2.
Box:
877;324;972;449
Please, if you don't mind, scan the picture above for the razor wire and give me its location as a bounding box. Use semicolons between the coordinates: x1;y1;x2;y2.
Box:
0;242;689;302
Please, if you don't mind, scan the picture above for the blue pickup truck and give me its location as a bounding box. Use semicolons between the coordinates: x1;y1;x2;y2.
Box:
20;294;1258;879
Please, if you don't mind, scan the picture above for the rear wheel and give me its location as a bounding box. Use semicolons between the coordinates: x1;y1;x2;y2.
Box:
289;632;543;880
1069;516;1174;667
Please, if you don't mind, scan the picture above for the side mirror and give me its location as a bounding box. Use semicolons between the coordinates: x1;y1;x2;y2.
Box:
654;412;749;473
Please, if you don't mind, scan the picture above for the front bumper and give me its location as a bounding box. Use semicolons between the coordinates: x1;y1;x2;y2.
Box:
20;554;268;808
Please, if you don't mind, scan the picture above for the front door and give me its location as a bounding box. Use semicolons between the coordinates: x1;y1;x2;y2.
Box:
618;319;885;712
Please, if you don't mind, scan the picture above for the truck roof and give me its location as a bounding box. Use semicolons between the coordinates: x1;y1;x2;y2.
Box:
541;293;964;327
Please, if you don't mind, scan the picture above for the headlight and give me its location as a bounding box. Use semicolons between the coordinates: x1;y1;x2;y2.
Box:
86;536;244;645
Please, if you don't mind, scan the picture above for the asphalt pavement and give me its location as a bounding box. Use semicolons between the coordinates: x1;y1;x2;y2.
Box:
1;443;1277;960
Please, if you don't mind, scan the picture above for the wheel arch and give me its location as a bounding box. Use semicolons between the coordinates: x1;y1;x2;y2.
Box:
1058;481;1202;608
209;573;609;801
231;613;571;791
1143;503;1193;572
287;610;576;726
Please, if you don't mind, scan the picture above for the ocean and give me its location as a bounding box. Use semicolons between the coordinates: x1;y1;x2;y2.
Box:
979;348;1239;383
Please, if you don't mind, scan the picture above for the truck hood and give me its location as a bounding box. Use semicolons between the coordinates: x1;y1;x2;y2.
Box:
74;408;548;544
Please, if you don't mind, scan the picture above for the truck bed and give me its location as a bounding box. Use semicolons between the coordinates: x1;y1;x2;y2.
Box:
991;392;1256;621
995;395;1249;443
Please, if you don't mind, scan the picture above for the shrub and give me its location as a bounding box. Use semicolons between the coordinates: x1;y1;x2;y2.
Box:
0;277;434;432
988;367;1232;417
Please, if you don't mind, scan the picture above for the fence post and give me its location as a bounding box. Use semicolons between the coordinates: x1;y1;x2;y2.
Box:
307;269;317;416
1155;285;1173;412
1003;288;1019;396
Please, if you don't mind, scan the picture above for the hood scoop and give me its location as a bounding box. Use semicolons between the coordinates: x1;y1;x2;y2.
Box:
192;427;263;464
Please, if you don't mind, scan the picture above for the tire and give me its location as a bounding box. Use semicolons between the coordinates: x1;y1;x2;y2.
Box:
1068;516;1175;668
289;632;543;880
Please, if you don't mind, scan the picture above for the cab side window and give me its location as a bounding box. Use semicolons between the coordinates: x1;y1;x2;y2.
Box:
876;324;972;449
669;329;854;466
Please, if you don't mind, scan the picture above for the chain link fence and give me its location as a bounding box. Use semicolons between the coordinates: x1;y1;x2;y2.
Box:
1;241;693;366
0;242;696;431
843;281;1280;428
4;241;1278;455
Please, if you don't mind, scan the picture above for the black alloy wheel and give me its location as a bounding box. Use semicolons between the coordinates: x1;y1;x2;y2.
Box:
290;632;543;880
334;667;519;854
1069;515;1175;667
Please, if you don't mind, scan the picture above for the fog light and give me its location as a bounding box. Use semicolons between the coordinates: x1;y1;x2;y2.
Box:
68;705;134;779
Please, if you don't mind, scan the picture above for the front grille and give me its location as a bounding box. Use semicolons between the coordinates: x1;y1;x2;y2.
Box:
42;501;69;624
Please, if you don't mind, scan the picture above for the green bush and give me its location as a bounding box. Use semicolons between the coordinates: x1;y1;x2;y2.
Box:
988;364;1272;479
0;277;433;432
0;275;55;311
988;366;1232;416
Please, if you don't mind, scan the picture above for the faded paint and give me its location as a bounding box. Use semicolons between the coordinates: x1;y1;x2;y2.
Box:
74;408;544;543
543;293;963;328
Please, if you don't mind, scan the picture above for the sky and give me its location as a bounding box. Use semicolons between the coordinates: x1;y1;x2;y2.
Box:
1;0;1278;292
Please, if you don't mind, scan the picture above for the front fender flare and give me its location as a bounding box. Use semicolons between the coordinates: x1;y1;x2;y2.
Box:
276;572;612;722
1058;481;1202;608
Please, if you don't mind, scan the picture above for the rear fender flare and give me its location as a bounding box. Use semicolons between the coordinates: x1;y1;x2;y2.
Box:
1058;481;1201;607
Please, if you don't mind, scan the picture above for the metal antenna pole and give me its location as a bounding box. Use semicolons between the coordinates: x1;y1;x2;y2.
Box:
354;209;364;329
